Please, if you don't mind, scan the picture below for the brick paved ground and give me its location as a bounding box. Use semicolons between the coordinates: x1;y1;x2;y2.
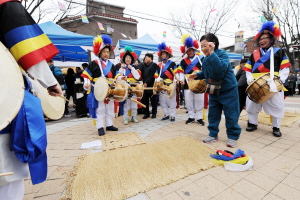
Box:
24;96;300;200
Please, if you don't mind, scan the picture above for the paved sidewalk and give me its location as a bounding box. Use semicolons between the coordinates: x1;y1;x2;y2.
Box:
24;96;300;200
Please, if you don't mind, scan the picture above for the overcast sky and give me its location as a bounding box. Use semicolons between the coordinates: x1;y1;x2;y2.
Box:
99;0;259;48
41;0;261;48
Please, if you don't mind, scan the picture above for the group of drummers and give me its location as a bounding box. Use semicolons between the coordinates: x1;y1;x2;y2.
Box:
80;20;291;145
80;34;209;136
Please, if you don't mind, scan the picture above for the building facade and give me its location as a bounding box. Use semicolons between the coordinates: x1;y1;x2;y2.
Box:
57;0;138;46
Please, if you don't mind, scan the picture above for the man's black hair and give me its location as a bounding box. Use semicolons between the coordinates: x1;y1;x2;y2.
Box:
240;59;248;64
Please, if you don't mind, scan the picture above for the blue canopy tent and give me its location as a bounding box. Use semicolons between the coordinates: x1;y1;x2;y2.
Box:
39;21;94;63
117;34;242;61
118;33;158;53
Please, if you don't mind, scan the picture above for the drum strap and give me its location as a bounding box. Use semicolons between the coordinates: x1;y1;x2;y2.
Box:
268;47;277;92
96;58;105;77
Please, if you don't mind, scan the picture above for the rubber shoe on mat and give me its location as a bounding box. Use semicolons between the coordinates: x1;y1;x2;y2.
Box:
186;118;195;124
170;117;175;122
226;139;236;148
203;136;218;143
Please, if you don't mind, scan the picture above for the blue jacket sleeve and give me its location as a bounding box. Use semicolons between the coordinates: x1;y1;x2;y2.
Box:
203;49;230;80
196;71;205;79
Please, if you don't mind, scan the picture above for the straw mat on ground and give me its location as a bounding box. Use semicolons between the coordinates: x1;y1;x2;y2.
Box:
64;136;216;200
100;131;146;151
240;112;300;127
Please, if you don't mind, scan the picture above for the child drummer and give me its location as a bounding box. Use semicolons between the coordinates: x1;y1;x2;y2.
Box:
82;35;119;136
117;46;142;125
156;42;177;122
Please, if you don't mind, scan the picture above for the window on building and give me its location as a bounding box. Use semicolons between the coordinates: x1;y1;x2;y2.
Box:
100;6;105;13
106;24;112;34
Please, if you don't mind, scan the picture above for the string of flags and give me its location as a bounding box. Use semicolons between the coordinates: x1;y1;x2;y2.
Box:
57;0;67;11
97;22;105;30
81;14;89;23
80;14;131;39
191;20;195;27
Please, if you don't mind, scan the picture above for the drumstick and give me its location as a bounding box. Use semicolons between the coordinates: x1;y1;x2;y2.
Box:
170;68;180;82
143;87;155;90
0;172;14;177
114;106;119;127
58;95;76;106
130;98;146;108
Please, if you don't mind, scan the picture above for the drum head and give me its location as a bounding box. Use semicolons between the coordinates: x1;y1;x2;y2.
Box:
0;42;24;130
94;77;109;101
169;82;176;99
36;80;64;120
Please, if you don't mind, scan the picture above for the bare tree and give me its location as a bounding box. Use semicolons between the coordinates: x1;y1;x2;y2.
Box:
169;0;240;40
249;0;300;72
20;0;85;23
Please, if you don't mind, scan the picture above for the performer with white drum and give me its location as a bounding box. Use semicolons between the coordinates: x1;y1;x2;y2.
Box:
176;34;205;125
243;21;290;137
81;35;119;136
156;42;177;122
117;46;142;125
0;1;62;199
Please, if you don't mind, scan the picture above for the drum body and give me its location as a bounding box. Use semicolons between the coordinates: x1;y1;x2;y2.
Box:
246;73;283;104
0;42;24;130
109;80;128;102
130;83;144;98
188;79;206;93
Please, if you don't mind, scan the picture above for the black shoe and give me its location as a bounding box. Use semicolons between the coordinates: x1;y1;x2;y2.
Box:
197;119;205;126
151;114;156;118
272;127;282;137
98;128;105;136
106;126;118;131
170;117;175;122
143;115;150;119
186;118;195;124
246;121;257;132
161;115;170;120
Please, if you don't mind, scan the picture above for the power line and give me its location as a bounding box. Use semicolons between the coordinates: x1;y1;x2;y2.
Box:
64;0;236;38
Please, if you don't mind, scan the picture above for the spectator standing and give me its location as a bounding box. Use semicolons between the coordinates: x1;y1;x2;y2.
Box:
287;72;296;96
64;68;76;117
139;53;159;119
48;60;66;89
297;72;300;95
75;67;83;82
236;59;248;113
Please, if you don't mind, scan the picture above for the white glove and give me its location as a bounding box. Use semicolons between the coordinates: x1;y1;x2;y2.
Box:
247;76;254;85
246;71;254;85
155;77;162;82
